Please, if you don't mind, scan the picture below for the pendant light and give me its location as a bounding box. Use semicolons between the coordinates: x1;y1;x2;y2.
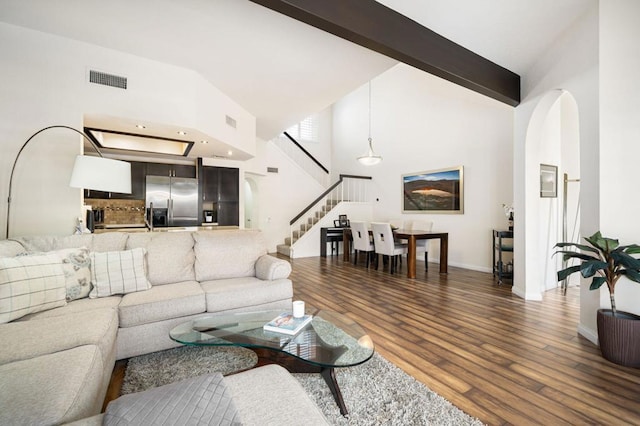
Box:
357;81;382;166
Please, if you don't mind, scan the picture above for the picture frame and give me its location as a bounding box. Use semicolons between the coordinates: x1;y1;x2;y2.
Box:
540;164;558;198
401;166;464;214
338;214;349;227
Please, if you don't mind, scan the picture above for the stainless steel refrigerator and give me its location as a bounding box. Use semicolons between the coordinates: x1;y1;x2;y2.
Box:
146;176;198;227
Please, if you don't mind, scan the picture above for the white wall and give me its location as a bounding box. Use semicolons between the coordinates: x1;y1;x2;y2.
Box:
514;5;600;336
332;64;514;272
599;0;640;315
0;23;255;238
244;139;325;252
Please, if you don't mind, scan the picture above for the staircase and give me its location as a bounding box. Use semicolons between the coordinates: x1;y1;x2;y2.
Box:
275;174;372;258
276;199;339;257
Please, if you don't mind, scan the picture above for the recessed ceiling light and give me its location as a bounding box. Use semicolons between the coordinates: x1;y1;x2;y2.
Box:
177;131;187;136
200;140;208;144
135;124;146;129
227;150;233;156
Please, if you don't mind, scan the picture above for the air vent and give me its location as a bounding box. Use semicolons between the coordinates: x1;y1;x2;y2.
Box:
267;167;278;173
89;70;127;89
225;115;237;129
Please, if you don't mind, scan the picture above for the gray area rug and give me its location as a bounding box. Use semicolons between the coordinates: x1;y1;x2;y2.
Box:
122;346;483;425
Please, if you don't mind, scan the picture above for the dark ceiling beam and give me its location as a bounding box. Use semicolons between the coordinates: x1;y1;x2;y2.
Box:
249;0;520;106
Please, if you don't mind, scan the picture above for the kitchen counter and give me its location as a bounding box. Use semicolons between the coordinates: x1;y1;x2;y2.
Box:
94;225;239;233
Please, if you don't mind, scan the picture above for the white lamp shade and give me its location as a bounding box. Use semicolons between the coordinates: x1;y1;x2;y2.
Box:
357;153;382;166
69;155;132;193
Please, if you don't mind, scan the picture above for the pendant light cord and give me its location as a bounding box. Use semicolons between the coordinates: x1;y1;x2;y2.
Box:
368;81;372;140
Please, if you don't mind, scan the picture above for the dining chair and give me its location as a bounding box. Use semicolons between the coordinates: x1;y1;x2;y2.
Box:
350;221;375;268
409;220;433;270
371;222;408;274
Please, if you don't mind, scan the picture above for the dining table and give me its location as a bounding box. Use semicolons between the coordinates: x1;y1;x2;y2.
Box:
342;228;448;279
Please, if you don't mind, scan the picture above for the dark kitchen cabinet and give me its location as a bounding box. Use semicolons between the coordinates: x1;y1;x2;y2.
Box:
202;167;219;203
84;161;146;200
200;165;239;226
146;163;196;178
119;161;146;200
219;168;239;202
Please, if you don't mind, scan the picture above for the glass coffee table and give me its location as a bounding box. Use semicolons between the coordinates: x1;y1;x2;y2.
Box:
170;309;374;415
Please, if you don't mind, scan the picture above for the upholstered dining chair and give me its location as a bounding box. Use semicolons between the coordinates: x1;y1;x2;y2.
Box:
350;221;375;268
371;222;408;274
410;220;433;270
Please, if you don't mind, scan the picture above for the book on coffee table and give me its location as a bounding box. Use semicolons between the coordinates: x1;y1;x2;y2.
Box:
263;312;313;335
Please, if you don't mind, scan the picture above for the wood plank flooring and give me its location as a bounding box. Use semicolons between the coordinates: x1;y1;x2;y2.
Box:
288;254;640;425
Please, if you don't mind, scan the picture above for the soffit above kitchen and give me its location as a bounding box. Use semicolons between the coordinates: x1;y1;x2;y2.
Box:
83;114;252;162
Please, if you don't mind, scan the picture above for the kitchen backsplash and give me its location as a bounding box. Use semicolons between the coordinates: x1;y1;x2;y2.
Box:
85;199;145;225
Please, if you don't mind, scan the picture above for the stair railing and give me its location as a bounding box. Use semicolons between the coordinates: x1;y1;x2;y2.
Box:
288;175;372;255
273;132;330;186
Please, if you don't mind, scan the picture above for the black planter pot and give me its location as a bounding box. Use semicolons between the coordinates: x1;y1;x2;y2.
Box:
597;309;640;368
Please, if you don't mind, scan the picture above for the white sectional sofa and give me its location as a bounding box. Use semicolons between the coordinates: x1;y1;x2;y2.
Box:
0;230;326;425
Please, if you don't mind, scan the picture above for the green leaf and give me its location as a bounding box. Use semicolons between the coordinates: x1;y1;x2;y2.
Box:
554;242;599;254
585;232;619;253
623;269;640;284
612;251;640;270
553;250;599;262
589;276;607;290
580;260;608;278
557;265;581;281
622;244;640;255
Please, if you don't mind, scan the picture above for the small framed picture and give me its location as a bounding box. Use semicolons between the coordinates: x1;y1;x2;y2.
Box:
540;164;558;198
338;214;349;227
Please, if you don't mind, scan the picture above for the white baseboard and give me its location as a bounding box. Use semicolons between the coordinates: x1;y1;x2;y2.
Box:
577;323;599;345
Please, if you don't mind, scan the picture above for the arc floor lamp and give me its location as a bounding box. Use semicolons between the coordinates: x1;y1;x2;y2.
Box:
5;125;132;239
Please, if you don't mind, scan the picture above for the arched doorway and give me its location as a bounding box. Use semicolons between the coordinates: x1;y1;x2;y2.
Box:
244;176;259;229
519;90;581;300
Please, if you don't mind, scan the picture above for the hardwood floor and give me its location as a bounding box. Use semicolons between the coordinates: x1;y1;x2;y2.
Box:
288;254;640;425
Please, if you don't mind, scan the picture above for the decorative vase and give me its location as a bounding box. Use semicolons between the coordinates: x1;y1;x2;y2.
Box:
597;309;640;368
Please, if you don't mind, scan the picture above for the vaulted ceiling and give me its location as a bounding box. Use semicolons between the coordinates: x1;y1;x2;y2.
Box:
0;0;593;142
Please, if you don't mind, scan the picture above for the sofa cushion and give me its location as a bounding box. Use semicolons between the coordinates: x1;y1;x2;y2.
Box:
118;281;205;328
225;365;329;425
12;234;94;252
91;232;129;252
0;253;67;323
89;248;151;298
0;308;118;366
0;345;106;425
194;230;267;281
126;232;195;285
104;373;241;426
201;277;292;312
0;240;26;257
18;295;122;320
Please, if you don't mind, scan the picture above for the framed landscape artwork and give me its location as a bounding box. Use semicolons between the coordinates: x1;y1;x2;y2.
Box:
402;166;464;214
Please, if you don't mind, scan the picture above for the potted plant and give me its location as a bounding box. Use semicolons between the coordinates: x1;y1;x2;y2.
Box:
555;231;640;367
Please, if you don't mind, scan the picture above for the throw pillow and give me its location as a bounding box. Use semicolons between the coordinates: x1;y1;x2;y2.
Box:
104;373;241;426
52;247;92;301
89;248;151;298
0;253;67;324
17;247;93;301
